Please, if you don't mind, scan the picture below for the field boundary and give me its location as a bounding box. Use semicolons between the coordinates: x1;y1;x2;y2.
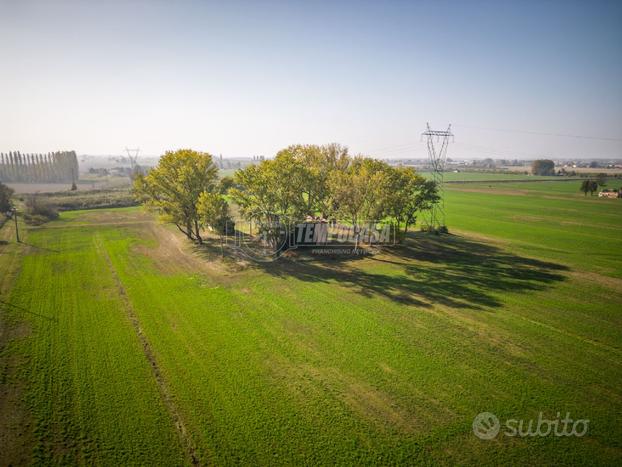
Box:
96;237;201;466
445;177;585;184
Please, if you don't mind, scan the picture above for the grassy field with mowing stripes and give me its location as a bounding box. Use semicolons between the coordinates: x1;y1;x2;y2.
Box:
1;179;621;464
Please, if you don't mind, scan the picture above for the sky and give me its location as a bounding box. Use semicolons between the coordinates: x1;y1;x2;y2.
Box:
1;0;621;160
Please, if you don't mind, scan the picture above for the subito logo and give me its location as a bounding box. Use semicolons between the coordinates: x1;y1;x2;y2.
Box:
472;412;500;440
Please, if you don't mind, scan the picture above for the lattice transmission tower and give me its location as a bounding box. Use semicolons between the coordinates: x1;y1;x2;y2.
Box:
124;147;140;170
421;123;453;231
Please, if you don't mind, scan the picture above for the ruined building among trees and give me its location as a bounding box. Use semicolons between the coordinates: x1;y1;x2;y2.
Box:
0;151;79;183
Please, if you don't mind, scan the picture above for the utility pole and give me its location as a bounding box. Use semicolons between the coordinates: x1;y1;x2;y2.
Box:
12;207;20;243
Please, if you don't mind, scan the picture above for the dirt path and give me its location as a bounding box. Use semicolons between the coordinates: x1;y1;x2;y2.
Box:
97;237;201;465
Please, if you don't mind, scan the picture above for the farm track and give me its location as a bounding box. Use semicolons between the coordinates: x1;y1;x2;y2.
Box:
96;236;201;466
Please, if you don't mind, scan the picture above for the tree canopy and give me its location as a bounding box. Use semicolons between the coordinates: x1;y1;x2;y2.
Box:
197;191;232;236
135;145;441;249
231;144;440;240
0;181;14;214
133;149;219;243
580;179;599;196
385;167;439;236
531;159;555;176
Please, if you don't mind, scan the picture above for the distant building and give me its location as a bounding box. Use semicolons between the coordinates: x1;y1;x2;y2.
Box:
598;189;621;199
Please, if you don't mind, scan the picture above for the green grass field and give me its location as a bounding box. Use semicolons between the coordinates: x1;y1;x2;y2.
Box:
445;180;622;276
421;171;560;182
1;180;621;465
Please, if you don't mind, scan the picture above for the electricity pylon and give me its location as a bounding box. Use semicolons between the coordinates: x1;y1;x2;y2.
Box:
124;147;140;171
421;123;453;231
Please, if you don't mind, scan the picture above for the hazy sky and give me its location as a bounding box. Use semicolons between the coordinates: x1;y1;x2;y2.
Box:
1;0;621;159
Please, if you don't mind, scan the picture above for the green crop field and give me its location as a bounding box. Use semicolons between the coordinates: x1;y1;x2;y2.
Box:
445;179;622;275
1;181;622;465
421;171;560;182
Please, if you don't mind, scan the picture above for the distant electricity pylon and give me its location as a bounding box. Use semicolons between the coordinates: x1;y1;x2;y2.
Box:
124;147;140;170
421;123;453;231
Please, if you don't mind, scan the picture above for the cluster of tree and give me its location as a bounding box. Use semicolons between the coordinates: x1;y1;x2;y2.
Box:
88;167;110;177
580;179;600;196
0;151;79;183
133;149;232;244
230;144;439;238
531;159;556;176
23;195;59;225
479;158;496;169
134;145;440;250
579;173;609;197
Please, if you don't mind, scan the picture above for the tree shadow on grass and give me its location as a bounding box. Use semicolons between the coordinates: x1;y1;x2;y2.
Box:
19;241;60;253
247;233;569;310
0;299;58;322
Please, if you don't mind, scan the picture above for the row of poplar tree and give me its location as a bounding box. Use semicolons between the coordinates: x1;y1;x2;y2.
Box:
0;151;79;183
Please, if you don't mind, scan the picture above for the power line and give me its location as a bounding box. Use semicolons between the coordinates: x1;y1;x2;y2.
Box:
453;124;622;142
373;147;427;158
358;142;421;156
453;142;542;159
362;121;621;160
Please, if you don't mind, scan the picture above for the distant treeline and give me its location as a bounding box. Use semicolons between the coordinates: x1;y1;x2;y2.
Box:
0;151;79;183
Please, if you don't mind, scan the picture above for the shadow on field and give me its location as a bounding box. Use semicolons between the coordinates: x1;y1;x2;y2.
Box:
0;299;58;322
20;241;60;253
249;233;569;310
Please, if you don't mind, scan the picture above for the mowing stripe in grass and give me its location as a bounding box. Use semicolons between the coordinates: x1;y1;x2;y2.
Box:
96;235;201;466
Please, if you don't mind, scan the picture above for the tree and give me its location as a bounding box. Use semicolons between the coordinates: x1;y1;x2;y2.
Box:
581;179;599;196
218;176;235;194
327;157;393;250
230;144;448;251
0;181;14;213
229;154;309;250
197;191;232;255
280;143;350;218
386;167;439;236
481;158;495;169
596;173;607;187
531;159;555;176
133;149;219;243
230;152;308;224
589;180;599;195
